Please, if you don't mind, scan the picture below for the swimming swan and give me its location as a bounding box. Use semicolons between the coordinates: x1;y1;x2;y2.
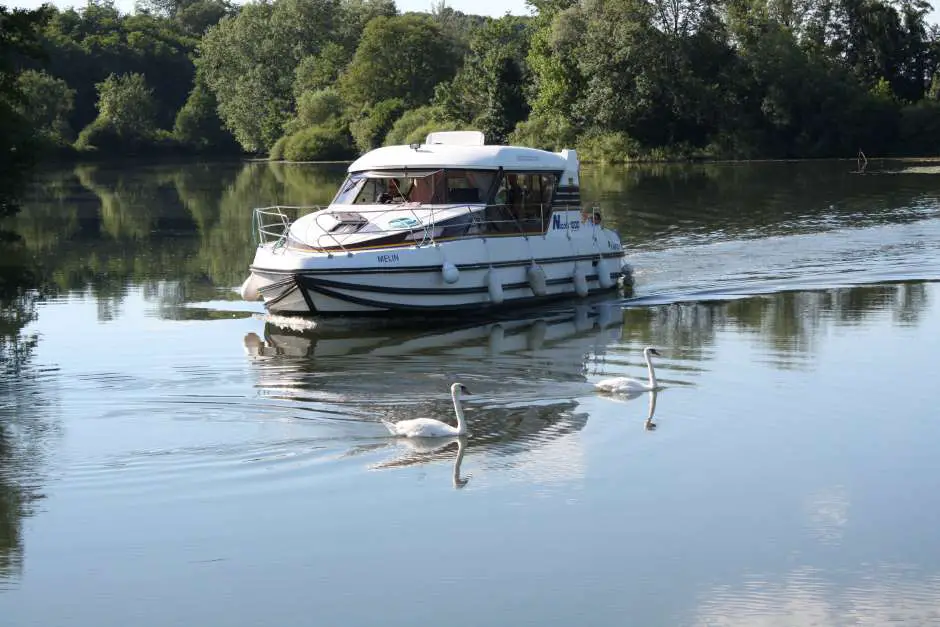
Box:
383;382;471;438
595;346;663;393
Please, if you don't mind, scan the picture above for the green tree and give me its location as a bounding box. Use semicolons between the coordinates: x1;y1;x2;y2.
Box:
571;0;728;150
429;0;486;61
524;0;584;125
444;16;532;143
197;0;342;153
349;97;406;152
1;6;52;219
15;70;76;146
284;87;347;135
293;42;351;97
173;72;238;152
435;15;532;136
475;56;529;144
335;0;397;51
40;4;197;135
282;125;355;161
384;105;463;145
175;0;236;35
135;0;235;35
76;72;159;151
339;14;460;110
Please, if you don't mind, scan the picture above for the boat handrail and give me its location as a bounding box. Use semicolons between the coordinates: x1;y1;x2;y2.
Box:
252;205;323;248
252;202;595;253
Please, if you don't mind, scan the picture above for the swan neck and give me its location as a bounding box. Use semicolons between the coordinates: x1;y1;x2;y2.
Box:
453;389;467;434
645;351;657;388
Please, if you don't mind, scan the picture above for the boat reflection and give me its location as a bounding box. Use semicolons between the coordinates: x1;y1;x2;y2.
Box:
244;300;623;360
242;306;621;485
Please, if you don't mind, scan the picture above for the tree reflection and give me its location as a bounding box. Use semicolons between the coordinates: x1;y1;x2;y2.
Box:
0;231;49;584
4;160;353;321
583;161;940;245
620;282;929;368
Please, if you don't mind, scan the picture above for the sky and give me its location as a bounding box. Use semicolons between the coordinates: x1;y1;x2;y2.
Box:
3;0;535;18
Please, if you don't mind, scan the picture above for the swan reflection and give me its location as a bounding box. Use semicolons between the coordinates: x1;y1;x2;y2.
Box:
595;387;661;431
644;390;658;431
368;435;470;489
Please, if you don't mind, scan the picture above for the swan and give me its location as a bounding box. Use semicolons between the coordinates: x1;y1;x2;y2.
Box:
382;382;471;438
594;346;663;393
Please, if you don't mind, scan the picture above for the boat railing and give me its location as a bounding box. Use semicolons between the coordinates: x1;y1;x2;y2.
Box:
312;201;438;253
252;205;323;248
252;203;596;253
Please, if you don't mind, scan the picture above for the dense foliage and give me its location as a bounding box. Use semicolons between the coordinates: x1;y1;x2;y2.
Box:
2;0;940;165
2;6;52;218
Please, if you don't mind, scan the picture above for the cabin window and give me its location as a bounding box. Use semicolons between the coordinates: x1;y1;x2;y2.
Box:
408;170;445;204
332;170;444;205
490;172;558;233
332;169;496;206
332;174;366;205
445;170;495;204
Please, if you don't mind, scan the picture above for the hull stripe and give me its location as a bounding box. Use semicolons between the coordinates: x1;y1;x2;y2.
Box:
302;282;619;313
252;251;624;276
295;273;618;296
263;283;300;307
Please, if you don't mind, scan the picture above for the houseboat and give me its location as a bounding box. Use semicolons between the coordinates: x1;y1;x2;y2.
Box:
239;131;631;315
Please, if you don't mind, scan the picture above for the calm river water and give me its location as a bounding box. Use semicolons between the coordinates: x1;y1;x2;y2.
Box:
2;159;940;626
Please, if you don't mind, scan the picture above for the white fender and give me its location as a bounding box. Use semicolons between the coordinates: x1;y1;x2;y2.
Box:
441;261;459;284
526;263;547;296
526;319;547;351
572;265;589;297
488;323;506;354
575;305;592;332
486;269;504;304
239;273;263;301
620;262;635;287
597;257;615;289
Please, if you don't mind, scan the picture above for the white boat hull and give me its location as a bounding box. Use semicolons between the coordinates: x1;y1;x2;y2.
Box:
243;233;629;316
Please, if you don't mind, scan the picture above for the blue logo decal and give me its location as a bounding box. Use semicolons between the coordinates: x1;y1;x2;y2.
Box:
388;217;420;229
552;214;580;230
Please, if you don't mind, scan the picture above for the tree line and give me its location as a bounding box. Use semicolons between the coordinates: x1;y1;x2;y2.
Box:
3;0;940;183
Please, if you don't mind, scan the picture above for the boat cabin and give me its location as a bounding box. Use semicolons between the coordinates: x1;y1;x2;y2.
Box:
329;131;582;237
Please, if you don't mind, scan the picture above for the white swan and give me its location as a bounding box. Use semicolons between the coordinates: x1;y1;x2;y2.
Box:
595;346;663;393
382;382;471;438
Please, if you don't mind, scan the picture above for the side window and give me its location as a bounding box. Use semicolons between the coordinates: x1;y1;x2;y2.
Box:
445;170;494;204
538;174;555;206
409;170;445;204
490;172;557;233
332;175;365;204
353;179;383;204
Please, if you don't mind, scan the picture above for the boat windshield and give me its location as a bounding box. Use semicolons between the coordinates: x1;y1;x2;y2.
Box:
332;169;496;206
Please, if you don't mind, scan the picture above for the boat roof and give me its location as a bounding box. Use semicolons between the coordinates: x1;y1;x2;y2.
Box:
348;132;573;173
